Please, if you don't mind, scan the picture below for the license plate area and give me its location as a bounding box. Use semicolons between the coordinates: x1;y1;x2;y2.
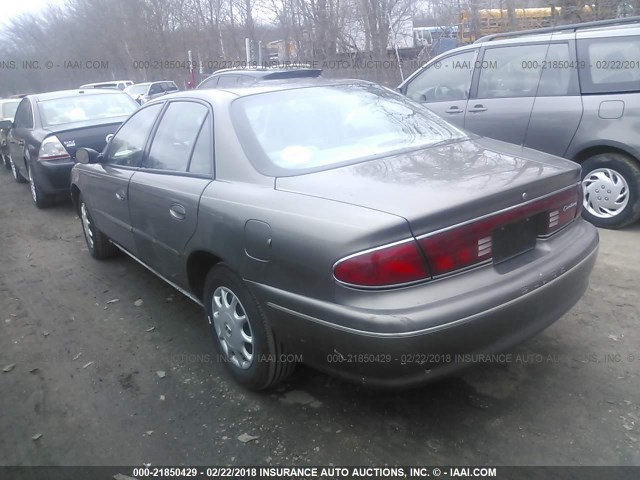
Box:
492;217;537;264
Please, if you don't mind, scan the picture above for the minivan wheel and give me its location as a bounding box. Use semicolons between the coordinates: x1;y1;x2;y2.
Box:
10;157;27;184
203;265;295;390
79;195;118;259
581;153;640;229
29;169;51;209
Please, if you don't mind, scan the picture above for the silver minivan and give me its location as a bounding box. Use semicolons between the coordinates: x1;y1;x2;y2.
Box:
399;17;640;228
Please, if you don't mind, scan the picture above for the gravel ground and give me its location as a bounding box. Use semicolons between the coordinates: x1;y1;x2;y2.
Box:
0;168;639;466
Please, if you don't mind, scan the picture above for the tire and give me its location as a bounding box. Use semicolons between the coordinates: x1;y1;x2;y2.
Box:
203;264;295;390
79;194;118;259
28;168;52;209
10;156;27;184
2;153;11;170
581;153;640;229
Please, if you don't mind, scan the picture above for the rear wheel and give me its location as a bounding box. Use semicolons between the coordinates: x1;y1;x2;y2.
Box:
79;195;118;259
10;156;27;184
203;264;295;390
29;168;52;209
581;153;640;229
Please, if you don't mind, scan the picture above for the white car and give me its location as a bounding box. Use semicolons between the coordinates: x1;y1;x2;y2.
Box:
124;81;179;104
0;98;21;169
80;80;134;91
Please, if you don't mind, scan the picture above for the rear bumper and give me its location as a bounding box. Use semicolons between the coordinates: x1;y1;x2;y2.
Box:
31;160;75;195
248;219;599;388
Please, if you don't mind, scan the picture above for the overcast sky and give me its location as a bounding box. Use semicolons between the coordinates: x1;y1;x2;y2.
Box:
0;0;66;27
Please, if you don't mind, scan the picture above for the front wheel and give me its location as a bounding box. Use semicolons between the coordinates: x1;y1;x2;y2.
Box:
79;195;118;259
203;265;295;390
581;153;640;229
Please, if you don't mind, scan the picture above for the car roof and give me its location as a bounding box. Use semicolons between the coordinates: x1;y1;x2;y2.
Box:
160;78;373;102
0;98;21;104
81;80;132;86
30;89;131;101
211;67;321;78
475;17;640;45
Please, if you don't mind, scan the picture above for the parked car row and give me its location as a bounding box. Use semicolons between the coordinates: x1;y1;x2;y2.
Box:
1;61;599;391
9;19;636;389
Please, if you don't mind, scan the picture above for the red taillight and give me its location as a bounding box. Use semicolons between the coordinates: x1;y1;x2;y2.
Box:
334;185;581;288
419;184;582;277
333;240;430;287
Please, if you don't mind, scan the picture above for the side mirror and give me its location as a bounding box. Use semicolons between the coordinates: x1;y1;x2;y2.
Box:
0;120;13;130
75;147;100;164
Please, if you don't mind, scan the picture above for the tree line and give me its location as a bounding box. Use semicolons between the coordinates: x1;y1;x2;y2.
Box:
0;0;636;96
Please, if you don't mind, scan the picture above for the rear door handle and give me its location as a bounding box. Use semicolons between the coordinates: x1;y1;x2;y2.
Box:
115;191;126;201
445;106;464;114
169;204;186;220
468;104;487;113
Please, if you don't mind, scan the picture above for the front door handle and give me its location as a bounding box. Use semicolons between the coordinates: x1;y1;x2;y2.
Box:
445;106;464;114
115;191;126;201
169;204;186;220
468;104;487;113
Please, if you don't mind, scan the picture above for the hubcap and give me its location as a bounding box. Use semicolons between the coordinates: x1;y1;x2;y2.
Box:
29;170;37;203
582;168;630;219
80;203;95;249
211;286;253;370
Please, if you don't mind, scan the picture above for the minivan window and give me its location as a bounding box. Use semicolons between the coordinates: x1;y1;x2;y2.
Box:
104;103;162;167
578;36;640;94
232;84;465;176
146;102;209;172
537;43;574;96
477;44;549;99
406;50;476;102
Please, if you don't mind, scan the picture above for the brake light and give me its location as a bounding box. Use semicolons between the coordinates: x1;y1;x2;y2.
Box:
333;240;430;287
38;135;71;161
334;185;581;288
419;184;582;277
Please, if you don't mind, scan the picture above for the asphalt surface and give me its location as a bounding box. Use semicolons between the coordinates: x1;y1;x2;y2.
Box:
0;167;639;467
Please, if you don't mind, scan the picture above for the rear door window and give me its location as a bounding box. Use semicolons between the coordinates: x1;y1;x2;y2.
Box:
537;43;576;96
477;44;549;99
145;101;209;172
578;35;640;94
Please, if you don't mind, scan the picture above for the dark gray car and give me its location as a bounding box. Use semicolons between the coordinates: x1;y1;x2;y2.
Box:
398;17;640;229
70;81;598;390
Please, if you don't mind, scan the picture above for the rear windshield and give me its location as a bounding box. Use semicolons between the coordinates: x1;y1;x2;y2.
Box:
2;101;20;120
39;93;137;127
231;84;465;176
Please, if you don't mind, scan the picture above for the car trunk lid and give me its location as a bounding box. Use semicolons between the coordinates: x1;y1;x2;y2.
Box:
275;138;581;237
